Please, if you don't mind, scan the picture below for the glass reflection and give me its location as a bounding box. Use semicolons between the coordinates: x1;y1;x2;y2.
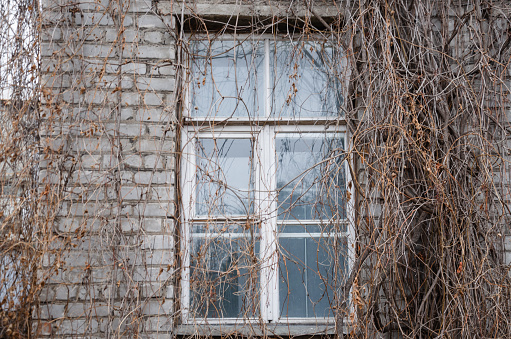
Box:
271;41;342;118
191;236;260;318
191;40;264;118
196;138;254;217
276;134;346;221
279;235;347;318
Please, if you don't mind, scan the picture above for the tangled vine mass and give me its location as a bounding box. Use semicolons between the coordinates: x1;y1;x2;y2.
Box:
1;0;511;338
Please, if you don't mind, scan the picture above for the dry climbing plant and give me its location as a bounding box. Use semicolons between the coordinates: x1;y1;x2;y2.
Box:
0;0;40;336
342;1;511;337
0;0;511;338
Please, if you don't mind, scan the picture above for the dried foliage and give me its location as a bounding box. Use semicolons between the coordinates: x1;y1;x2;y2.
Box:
0;0;40;336
0;0;510;338
342;1;511;337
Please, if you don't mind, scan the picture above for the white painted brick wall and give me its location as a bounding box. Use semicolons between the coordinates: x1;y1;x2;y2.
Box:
39;0;177;335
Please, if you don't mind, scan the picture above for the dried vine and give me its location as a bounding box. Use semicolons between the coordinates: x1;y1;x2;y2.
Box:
0;0;510;338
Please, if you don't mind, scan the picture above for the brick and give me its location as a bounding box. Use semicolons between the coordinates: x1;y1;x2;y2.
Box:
71;170;110;185
136;77;175;91
146;125;167;137
119;170;135;184
121;185;147;201
42;0;181;328
144;218;163;233
106;28;139;43
134;202;172;217
124;154;143;167
116;124;145;137
165;155;175;170
84;61;119;75
56;319;99;335
121;92;140;106
135;46;175;60
143;93;165;106
138;15;166;28
65;303;87;318
36;321;53;336
151;186;174;201
69;202;113;217
133;267;173;282
75;12;114;26
144;31;163;44
122;15;134;27
505;251;511;265
141;299;173;316
145;315;173;332
141;282;166;298
121;107;134;120
134;171;171;185
150;64;175;76
41;27;62;41
504;235;511;253
121;62;146;74
162;219;174;232
144;154;164;169
128;0;152;13
100;75;134;90
143;234;174;250
136;107;164;121
136;139;174;153
145;250;174;266
120;217;140;232
83;90;116;105
57;218;82;233
82;44;116;58
55;285;79;300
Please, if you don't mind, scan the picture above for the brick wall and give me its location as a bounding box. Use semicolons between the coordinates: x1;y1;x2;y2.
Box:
38;0;178;336
36;0;511;338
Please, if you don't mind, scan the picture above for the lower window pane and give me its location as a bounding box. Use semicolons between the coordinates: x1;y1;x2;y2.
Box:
190;235;260;318
279;235;347;318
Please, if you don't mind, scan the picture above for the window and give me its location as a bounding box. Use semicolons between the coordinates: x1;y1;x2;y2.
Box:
181;36;353;324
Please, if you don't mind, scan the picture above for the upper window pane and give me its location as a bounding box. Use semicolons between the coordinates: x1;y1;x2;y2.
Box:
276;134;346;221
271;41;342;119
196;138;254;217
191;40;265;118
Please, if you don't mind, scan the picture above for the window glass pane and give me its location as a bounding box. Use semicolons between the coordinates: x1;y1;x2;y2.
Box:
279;235;347;318
196;138;254;217
276;134;346;221
191;39;264;118
278;237;306;317
190;236;260;318
271;41;342;118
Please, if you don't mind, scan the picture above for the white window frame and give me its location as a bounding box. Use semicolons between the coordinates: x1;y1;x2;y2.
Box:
180;35;354;325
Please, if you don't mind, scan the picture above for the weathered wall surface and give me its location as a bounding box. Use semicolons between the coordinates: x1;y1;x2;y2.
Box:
38;0;178;336
35;0;511;338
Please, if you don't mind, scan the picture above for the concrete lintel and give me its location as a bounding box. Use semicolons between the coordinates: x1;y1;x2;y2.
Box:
157;1;341;20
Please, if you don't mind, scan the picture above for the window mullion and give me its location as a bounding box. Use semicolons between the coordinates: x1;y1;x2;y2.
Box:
259;128;279;321
260;39;278;320
264;38;270;119
181;130;194;323
266;39;280;322
268;125;279;322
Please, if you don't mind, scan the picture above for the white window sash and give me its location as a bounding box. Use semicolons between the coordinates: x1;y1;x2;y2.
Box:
181;34;353;324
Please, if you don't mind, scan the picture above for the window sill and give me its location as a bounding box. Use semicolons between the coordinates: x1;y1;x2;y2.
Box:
175;323;338;336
